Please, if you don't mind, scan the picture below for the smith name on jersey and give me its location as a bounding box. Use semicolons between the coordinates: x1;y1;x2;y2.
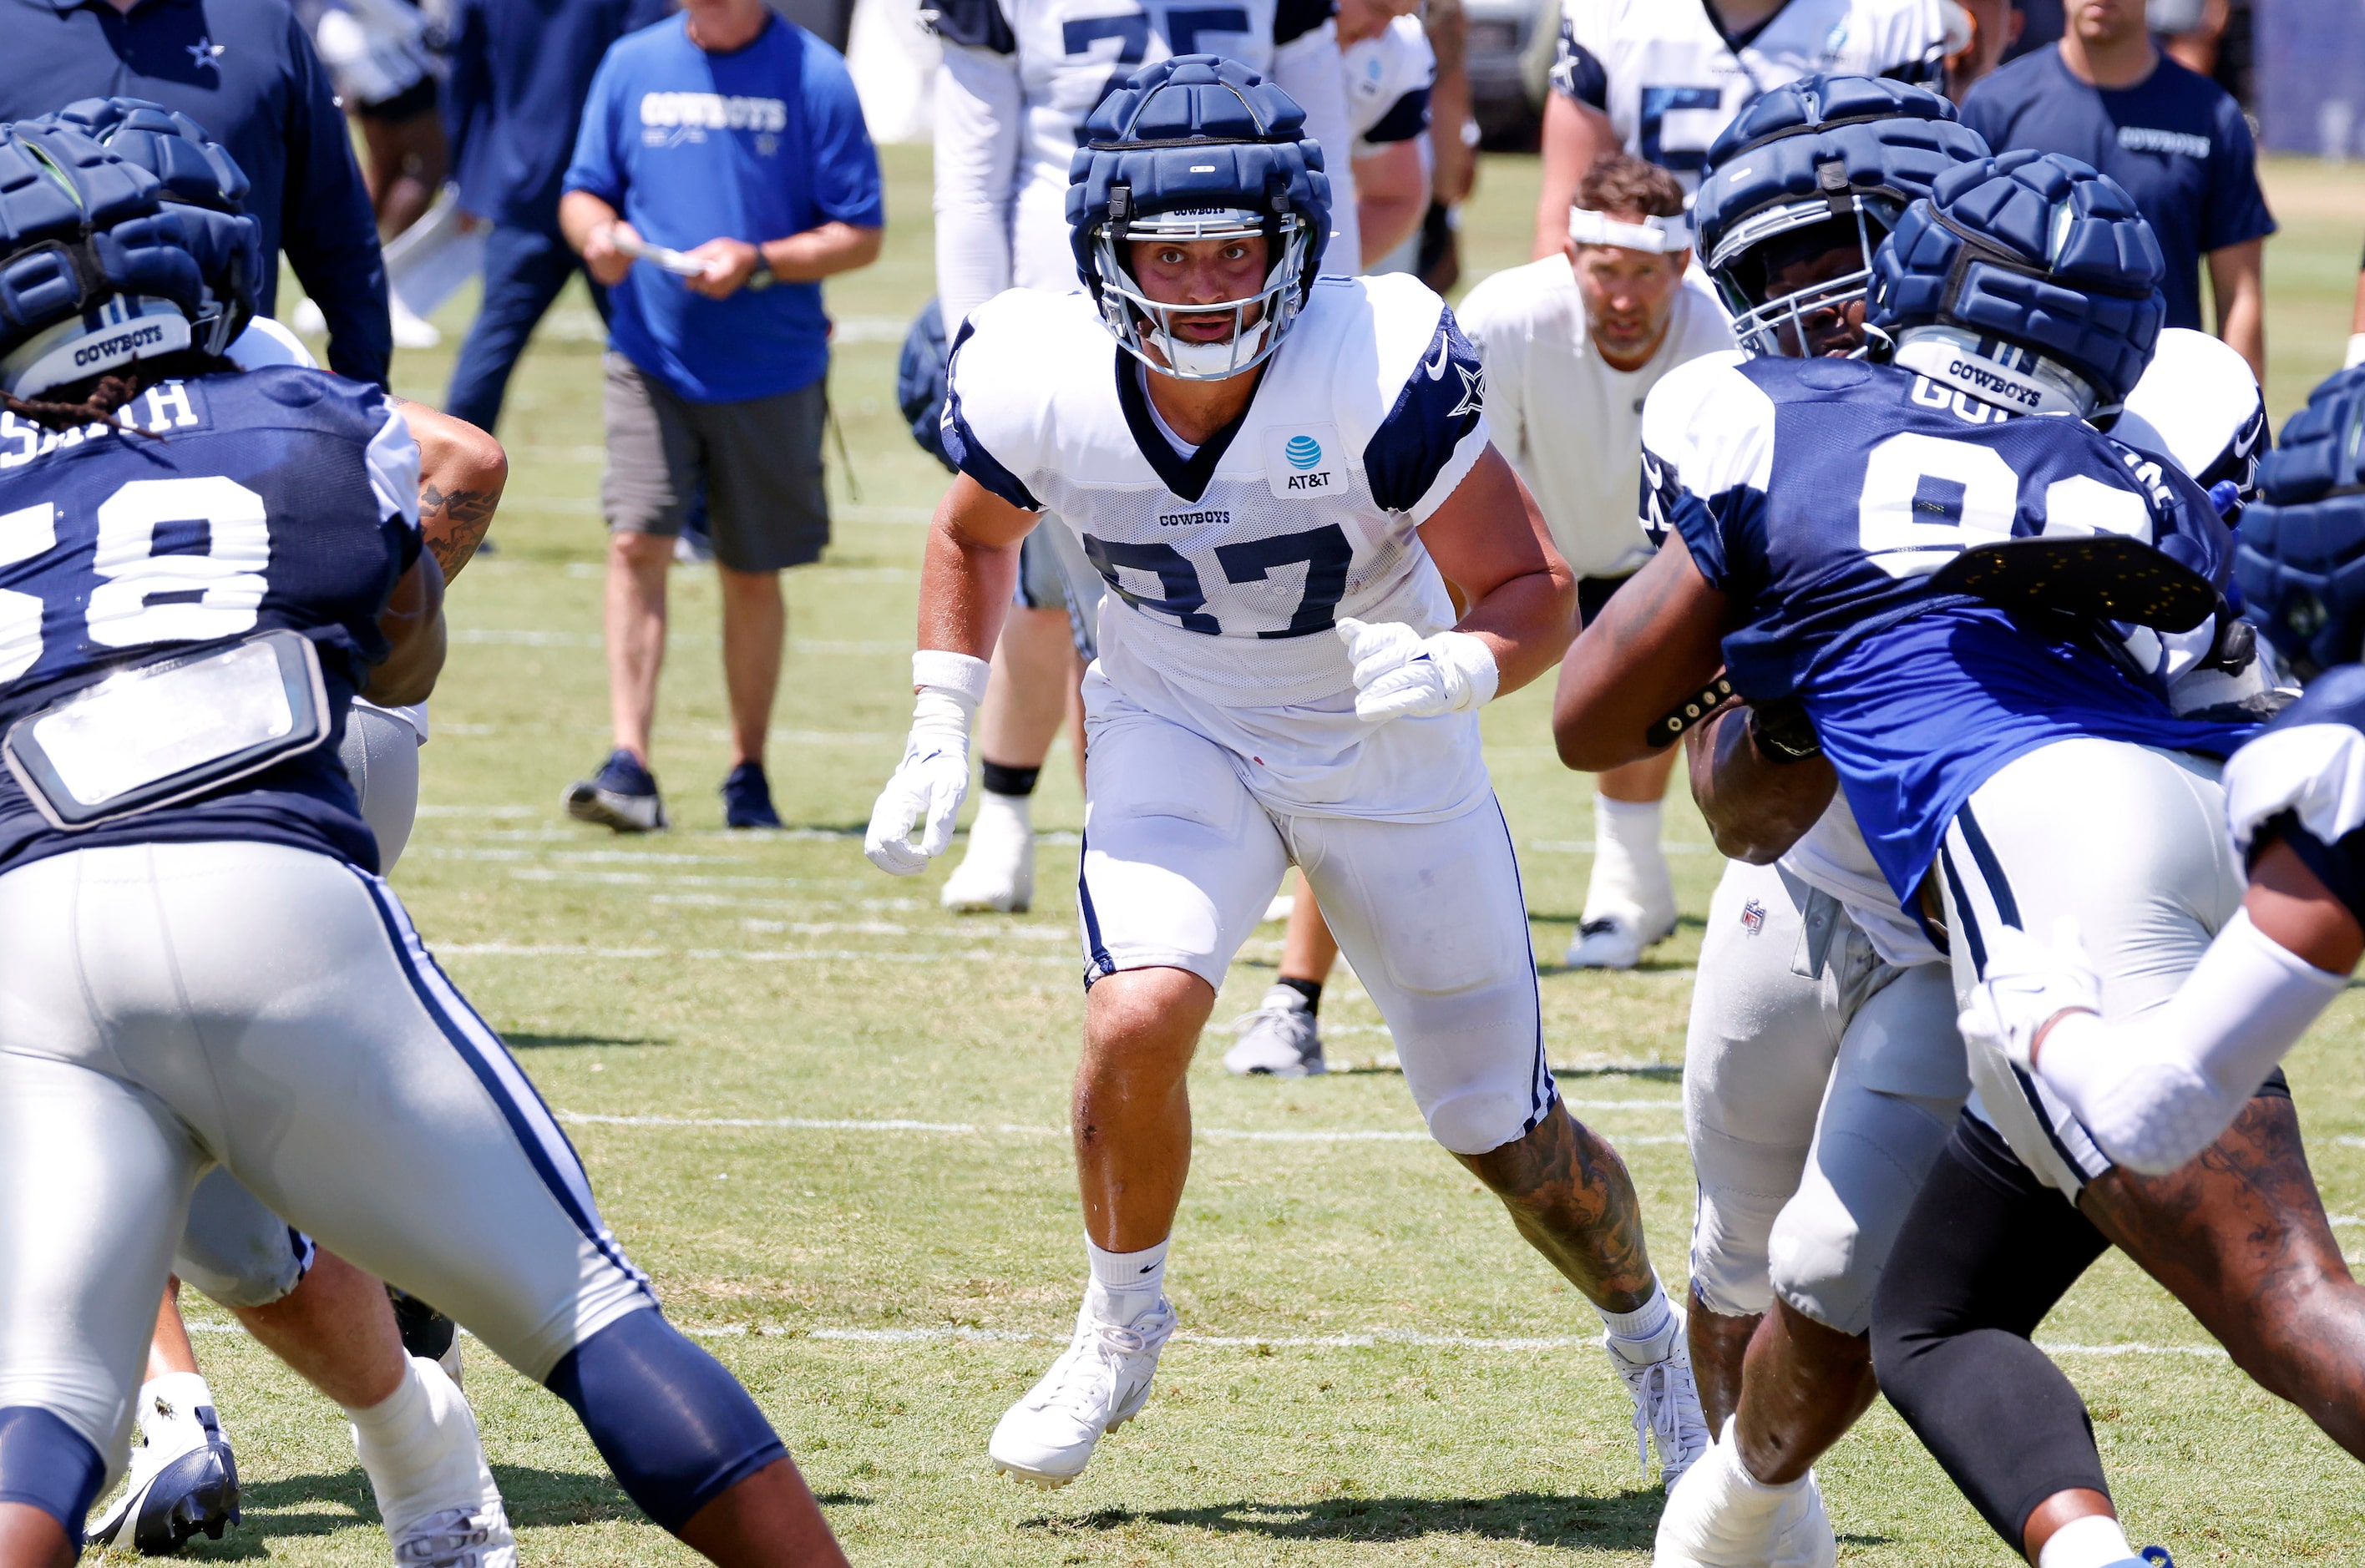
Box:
942;272;1496;817
1552;0;1947;184
1645;352;2256;898
0;367;420;875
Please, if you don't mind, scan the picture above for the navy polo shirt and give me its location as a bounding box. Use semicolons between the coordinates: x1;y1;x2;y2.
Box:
564;14;884;404
0;0;392;385
443;0;674;235
1962;47;2275;332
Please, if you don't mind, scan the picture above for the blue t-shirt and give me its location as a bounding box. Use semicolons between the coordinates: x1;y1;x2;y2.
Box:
564;14;885;403
1961;48;2274;333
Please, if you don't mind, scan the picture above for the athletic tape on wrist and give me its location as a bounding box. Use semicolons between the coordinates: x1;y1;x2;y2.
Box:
912;650;990;708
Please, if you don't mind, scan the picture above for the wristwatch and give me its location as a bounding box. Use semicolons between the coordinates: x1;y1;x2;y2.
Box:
747;250;776;291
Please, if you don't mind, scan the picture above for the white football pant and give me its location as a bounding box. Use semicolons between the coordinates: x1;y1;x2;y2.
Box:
1685;858;1967;1335
1936;738;2242;1197
0;842;655;1485
1078;700;1553;1155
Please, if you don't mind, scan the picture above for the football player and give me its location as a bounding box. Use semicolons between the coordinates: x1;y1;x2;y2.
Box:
1338;0;1434;269
1459;150;1735;970
0;123;842;1568
867;56;1708;1491
925;0;1360;917
1956;363;2365;1186
1554;143;2365;1568
1532;0;1952;256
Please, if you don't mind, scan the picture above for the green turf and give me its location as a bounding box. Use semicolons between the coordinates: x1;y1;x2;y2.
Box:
131;150;2365;1564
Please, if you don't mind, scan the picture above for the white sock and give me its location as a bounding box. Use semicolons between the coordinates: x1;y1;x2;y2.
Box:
140;1371;217;1437
1586;796;1672;927
347;1356;497;1536
2037;1514;2135;1568
974;787;1031;837
1598;1277;1675;1361
1086;1237;1168;1323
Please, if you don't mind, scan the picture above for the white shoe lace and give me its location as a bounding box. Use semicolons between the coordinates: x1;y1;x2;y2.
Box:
1031;1311;1169;1423
1614;1346;1708;1480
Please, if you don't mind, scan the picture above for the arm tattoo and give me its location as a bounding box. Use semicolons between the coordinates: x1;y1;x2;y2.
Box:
420;483;496;579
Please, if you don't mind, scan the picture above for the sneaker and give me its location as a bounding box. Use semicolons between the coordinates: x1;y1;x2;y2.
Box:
1653;1419;1833;1568
1563;910;1677;970
941;792;1033;913
388;1287;463;1386
565;750;667;833
89;1373;241;1555
1223;986;1325;1077
721;762;782;829
389;1504;517;1568
1607;1300;1710;1490
988;1296;1177;1487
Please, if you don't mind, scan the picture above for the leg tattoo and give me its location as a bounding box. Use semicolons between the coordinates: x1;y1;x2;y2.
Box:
1456;1104;1658;1313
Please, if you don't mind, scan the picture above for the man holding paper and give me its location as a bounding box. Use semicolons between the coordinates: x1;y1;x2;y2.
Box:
558;0;884;832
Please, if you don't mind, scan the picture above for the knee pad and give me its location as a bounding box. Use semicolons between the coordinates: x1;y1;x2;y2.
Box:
544;1308;786;1534
1771;1093;1961;1336
1420;1085;1542;1157
175;1169;311;1310
0;1406;104;1548
1689;1181;1784;1318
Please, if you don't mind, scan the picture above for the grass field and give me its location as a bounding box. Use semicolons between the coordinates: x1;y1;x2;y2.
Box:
135;149;2365;1565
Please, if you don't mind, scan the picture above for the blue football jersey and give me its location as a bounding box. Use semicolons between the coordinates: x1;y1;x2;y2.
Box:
2221;664;2365;929
1643;353;2256;898
0;368;421;875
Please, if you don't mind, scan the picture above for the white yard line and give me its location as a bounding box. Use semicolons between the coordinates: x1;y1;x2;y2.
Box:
443;943;1078;966
554;1111;1682;1141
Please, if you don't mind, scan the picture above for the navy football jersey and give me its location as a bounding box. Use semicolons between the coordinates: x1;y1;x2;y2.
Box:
1643;352;2256;898
2222;664;2365;929
0;368;420;875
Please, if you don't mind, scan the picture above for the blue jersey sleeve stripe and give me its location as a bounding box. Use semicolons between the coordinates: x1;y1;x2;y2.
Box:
1363;87;1431;145
1549;22;1608;109
941;318;1041;513
926;0;1016;52
1274;0;1335;48
1363;308;1486;514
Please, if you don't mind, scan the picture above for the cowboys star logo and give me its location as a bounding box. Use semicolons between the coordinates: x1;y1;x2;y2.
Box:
1449;361;1484;419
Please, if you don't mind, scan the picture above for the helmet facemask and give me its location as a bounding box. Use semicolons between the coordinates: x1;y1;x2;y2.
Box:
1090;199;1314;382
1709;191;1900;360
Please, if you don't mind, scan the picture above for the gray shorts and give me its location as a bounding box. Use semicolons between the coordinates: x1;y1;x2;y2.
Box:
601;352;830;573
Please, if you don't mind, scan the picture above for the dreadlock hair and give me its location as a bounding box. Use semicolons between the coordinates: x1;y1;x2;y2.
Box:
2;347;240;436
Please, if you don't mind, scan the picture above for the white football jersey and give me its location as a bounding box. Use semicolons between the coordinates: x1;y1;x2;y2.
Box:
1552;0;1947;188
929;0;1358;321
1457;255;1735;579
1344;14;1434;154
944;275;1496;817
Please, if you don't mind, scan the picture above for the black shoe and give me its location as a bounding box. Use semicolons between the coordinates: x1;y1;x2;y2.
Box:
565;749;667;832
722;761;782;828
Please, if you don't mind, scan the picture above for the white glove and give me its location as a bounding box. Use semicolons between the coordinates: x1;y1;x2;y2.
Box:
1336;617;1499;723
1955;916;2103;1071
863;651;990;876
2346;332;2365;372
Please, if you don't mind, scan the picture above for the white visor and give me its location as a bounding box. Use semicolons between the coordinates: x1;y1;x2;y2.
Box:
1567;207;1692;254
2;296;192;399
1893;326;2100;419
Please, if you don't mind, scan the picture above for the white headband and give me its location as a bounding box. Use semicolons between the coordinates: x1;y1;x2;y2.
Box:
1567;207;1692;254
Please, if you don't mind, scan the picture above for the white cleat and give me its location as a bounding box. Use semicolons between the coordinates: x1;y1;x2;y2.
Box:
1653;1419;1835;1568
1223;987;1325;1077
989;1297;1177;1487
88;1373;240;1555
391;1503;518;1567
1563;910;1677;970
357;1358;515;1568
1606;1302;1710;1491
942;792;1035;913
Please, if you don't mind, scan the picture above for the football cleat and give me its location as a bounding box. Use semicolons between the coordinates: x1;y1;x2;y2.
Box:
988;1297;1177;1487
721;761;783;829
1607;1302;1711;1490
1223;986;1325;1077
1653;1419;1834;1568
565;750;667;833
388;1503;518;1568
1564;912;1676;970
941;792;1033;913
89;1373;241;1555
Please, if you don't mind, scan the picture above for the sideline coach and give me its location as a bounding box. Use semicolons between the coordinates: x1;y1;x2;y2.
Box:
558;0;883;833
0;0;392;384
1962;0;2271;385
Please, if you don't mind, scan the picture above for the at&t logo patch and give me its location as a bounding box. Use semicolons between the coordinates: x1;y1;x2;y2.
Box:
1264;423;1342;499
